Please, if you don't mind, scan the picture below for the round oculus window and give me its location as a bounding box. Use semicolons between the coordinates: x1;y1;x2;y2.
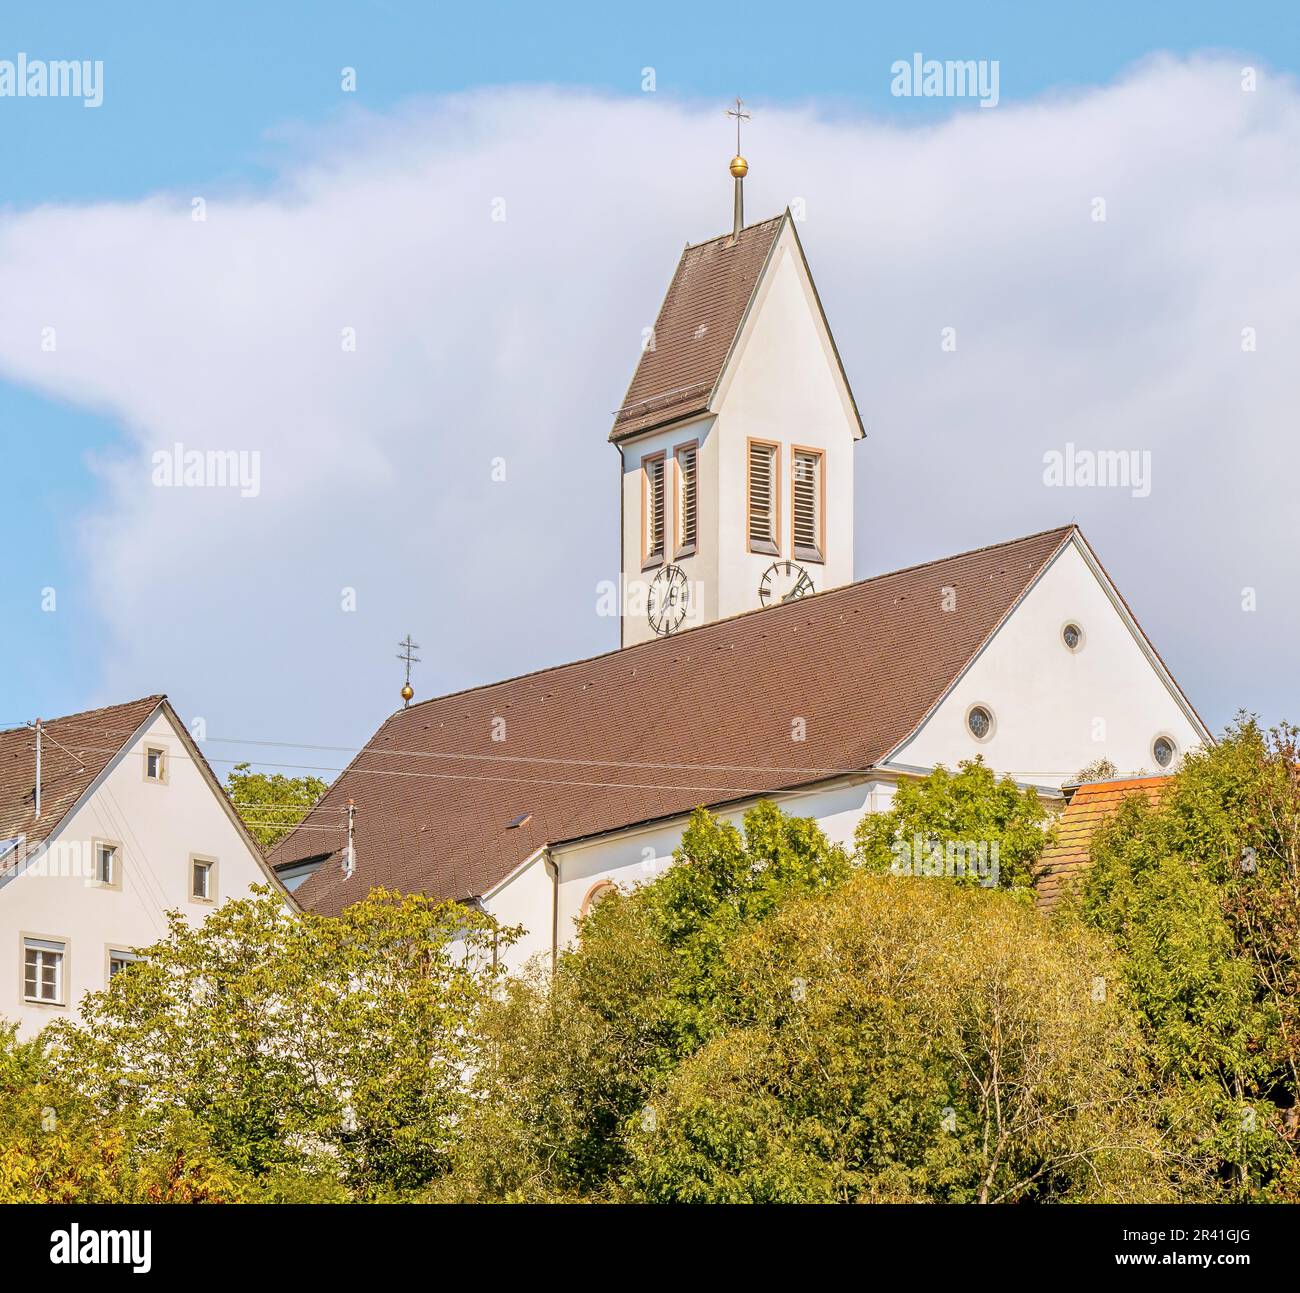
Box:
1062;623;1083;652
1152;736;1176;768
967;705;993;741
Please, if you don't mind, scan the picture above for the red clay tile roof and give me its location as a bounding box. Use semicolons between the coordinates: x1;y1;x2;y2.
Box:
609;215;786;441
274;526;1078;916
0;696;164;851
1035;775;1171;910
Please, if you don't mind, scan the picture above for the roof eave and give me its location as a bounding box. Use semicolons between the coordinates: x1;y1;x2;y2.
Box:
608;402;714;446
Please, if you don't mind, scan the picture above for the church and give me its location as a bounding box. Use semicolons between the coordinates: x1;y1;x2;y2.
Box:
270;144;1210;973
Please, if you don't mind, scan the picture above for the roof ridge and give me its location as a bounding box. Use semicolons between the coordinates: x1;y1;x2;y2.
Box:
392;525;1078;720
0;694;165;740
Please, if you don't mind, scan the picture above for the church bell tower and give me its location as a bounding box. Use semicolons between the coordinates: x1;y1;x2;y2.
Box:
610;109;864;648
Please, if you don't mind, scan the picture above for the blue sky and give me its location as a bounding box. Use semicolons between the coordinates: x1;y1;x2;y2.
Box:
6;1;1297;205
2;1;1297;768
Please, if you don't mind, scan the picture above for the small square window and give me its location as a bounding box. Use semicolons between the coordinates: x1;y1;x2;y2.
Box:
95;842;119;887
108;949;140;980
23;937;65;1005
192;859;214;902
145;747;166;781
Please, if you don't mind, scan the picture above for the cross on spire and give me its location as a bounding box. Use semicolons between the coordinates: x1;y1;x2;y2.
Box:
725;97;751;155
725;98;751;239
396;634;421;707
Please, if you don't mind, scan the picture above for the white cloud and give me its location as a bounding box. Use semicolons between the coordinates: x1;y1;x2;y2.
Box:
0;56;1296;765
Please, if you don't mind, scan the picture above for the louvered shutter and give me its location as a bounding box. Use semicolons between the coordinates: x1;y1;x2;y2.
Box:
647;456;666;561
793;449;822;559
677;445;697;552
748;442;776;551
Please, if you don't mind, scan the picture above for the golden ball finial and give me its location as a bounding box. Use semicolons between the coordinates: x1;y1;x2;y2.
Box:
401;683;414;703
729;154;748;178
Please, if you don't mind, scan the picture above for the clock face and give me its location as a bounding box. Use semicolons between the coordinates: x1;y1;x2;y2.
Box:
647;564;690;636
759;560;815;607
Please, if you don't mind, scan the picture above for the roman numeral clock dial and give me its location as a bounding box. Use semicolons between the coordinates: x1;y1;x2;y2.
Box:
759;560;815;607
647;564;690;636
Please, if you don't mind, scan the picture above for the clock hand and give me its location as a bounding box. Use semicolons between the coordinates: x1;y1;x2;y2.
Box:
782;575;813;603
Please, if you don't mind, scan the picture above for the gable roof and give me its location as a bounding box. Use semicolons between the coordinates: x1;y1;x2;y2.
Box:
0;696;165;852
273;525;1078;916
0;695;296;904
609;215;787;441
1035;775;1171;911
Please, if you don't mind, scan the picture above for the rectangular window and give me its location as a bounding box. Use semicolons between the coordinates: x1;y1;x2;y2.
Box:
145;747;166;782
675;442;698;557
96;842;118;887
192;858;214;902
23;937;65;1005
642;452;666;566
747;440;779;554
792;447;825;562
108;949;140;980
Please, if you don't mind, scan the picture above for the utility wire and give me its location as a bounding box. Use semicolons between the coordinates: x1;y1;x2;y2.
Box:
9;734;1090;791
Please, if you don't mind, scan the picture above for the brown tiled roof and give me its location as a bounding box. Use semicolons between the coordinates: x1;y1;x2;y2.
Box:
1035;776;1171;911
274;527;1078;916
0;697;164;851
609;215;786;441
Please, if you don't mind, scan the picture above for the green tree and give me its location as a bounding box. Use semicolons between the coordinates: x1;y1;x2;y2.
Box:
854;758;1054;890
624;875;1162;1203
225;761;327;850
46;887;513;1199
441;802;851;1200
444;797;1155;1203
0;1023;252;1202
1077;717;1300;1198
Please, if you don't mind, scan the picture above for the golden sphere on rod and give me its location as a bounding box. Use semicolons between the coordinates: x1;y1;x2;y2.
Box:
401;683;414;703
729;154;748;178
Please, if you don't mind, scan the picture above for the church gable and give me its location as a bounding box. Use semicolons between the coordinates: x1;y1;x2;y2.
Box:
712;217;864;442
883;533;1210;788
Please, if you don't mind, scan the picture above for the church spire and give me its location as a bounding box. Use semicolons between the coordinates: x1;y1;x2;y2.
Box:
725;97;751;240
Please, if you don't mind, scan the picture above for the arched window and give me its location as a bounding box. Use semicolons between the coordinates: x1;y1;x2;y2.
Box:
580;881;618;918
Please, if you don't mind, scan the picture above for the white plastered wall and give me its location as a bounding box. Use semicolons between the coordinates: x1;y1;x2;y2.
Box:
1;707;285;1036
887;538;1206;788
712;221;858;622
484;777;897;976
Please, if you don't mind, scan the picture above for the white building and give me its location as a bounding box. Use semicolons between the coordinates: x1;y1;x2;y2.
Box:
0;696;292;1036
270;160;1210;975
